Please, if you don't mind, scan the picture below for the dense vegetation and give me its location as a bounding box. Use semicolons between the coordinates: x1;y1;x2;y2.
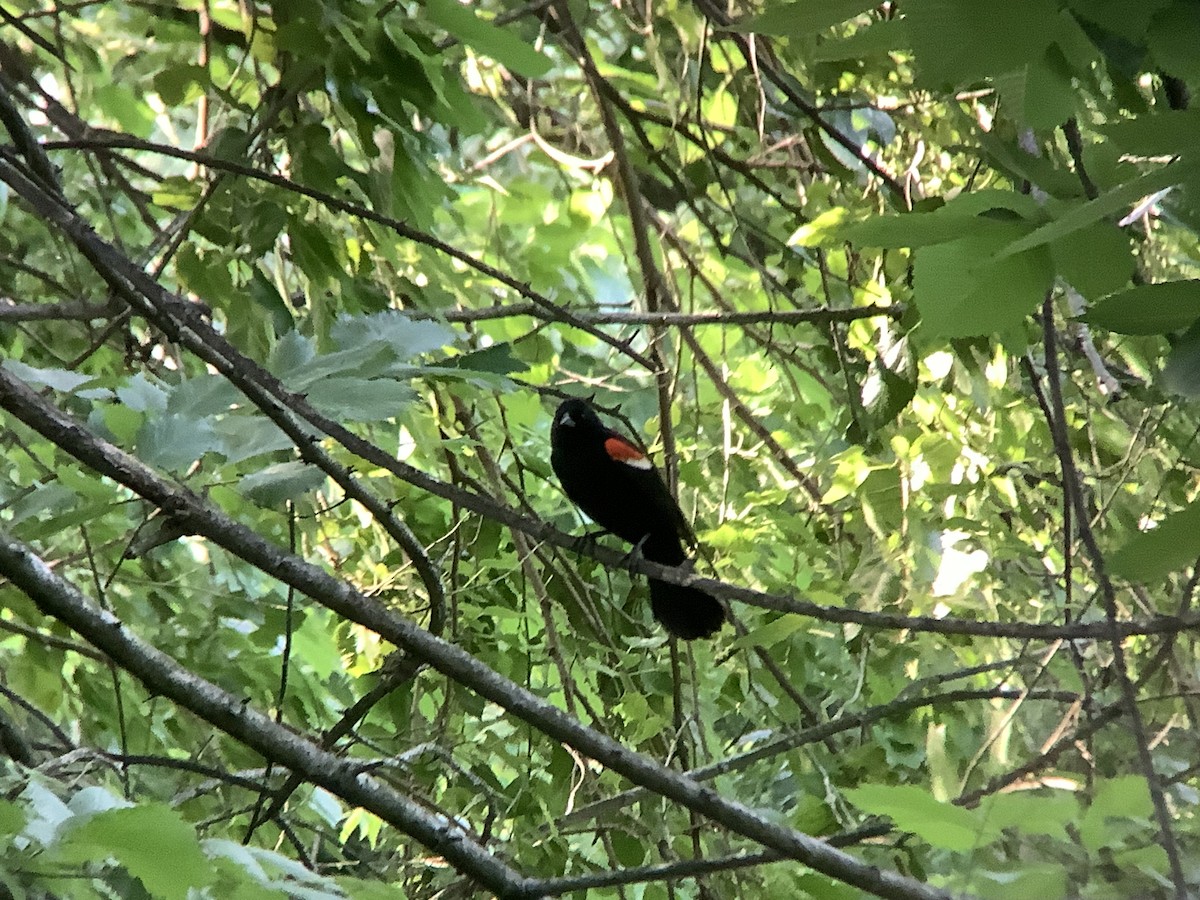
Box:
2;0;1200;897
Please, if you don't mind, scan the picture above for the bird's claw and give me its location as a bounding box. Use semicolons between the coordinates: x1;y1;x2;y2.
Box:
623;534;651;566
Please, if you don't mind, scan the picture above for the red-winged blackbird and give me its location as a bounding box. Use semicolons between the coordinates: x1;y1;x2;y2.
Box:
550;398;725;640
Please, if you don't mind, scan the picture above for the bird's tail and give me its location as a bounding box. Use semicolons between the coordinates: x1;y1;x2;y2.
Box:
649;578;725;640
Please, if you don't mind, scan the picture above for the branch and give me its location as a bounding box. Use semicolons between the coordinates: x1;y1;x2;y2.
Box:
0;529;530;898
0;372;951;900
7;151;1181;643
561;686;1076;829
39;135;658;371
1037;297;1186;895
0;297;122;322
399;302;899;327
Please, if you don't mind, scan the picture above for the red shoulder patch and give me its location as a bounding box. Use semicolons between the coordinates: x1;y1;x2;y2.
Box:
605;436;653;470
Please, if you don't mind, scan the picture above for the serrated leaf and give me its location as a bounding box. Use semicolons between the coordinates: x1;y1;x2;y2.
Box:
1084;280;1200;334
167;374;241;418
305;376;414;422
285;344;396;389
332;312;456;361
116;373;169;413
239;461;326;506
3;360;99;393
440;343;528;376
211;417;296;463
136;414;222;471
1109;497;1200;581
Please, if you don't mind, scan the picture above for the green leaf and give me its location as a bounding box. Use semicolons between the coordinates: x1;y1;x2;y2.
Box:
1079;777;1154;851
1099;110;1200;158
152;64;208;106
976;791;1077;840
1109;497;1200;581
116;373;168;413
211;417;295;463
103;404;145;444
239;461;327;506
1163;323;1200;397
288;218;344;286
809;191;1044;250
810;17;910;62
1023;47;1075;130
56;805;212;900
610;828;645;866
914;228;1054;338
907;0;1060;86
332;312;456;361
136;414;222;471
425;0;552;78
3;360;101;393
846;784;984;851
1084;280;1200;334
843;212;1013;249
1091;775;1154;819
167;374;241;418
735;615;807;649
305;376;414;422
974;865;1068;900
0;800;25;838
993;159;1196;260
1149;1;1200;81
732;0;879;37
292;612;343;680
439;343;529;376
1049;222;1135;300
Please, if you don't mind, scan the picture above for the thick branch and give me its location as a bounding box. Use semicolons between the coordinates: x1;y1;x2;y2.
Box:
0;530;529;898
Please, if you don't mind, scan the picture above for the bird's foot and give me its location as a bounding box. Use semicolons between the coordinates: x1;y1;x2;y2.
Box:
571;529;607;554
622;534;651;566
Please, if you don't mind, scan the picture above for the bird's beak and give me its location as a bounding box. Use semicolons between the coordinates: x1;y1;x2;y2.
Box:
560;412;574;427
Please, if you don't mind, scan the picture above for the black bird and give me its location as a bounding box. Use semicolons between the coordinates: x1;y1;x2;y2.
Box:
550;398;724;639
